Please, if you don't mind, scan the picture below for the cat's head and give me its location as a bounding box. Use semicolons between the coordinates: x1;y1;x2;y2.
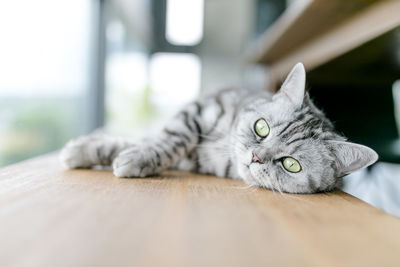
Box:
233;63;378;193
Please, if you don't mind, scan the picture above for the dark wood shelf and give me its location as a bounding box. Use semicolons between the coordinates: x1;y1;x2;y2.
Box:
248;0;400;85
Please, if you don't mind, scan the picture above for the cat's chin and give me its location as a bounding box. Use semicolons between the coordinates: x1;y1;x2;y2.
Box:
237;163;259;186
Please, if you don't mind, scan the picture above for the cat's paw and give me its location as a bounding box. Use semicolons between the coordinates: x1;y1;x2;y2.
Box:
112;146;162;177
60;133;113;169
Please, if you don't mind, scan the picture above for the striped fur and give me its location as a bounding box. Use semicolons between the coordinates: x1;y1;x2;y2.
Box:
61;63;378;193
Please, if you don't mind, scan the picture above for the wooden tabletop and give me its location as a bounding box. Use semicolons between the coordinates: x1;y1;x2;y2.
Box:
1;155;400;267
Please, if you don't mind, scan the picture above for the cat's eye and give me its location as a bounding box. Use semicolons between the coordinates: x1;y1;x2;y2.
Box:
282;157;301;173
254;118;270;138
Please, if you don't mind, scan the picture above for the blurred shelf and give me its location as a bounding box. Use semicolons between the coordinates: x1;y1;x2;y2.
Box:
1;154;400;266
248;0;400;84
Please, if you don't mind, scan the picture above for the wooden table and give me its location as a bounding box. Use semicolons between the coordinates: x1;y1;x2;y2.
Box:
1;155;400;267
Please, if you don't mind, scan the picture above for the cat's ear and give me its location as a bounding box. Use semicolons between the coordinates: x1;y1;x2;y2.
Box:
328;140;378;177
273;62;306;108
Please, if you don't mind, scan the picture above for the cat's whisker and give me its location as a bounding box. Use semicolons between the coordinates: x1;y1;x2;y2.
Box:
256;175;276;196
274;175;287;198
268;180;278;197
233;184;254;190
275;181;286;198
233;184;259;195
247;185;259;194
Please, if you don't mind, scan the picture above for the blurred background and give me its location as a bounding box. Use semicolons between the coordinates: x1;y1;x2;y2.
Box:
1;0;400;216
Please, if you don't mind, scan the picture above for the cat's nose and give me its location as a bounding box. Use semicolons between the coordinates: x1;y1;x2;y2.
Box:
252;152;262;163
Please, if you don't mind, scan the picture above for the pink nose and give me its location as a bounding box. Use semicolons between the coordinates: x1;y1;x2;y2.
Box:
252;152;262;163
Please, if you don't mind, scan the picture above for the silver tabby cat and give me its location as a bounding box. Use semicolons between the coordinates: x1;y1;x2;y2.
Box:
61;63;378;193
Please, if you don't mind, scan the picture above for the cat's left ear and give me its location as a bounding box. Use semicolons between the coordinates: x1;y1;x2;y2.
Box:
328;140;378;177
273;62;306;108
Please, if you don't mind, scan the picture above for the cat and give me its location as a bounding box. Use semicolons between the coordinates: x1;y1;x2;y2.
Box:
60;63;378;193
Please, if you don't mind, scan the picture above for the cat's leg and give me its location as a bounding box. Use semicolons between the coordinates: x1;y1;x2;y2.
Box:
112;104;202;177
61;133;131;169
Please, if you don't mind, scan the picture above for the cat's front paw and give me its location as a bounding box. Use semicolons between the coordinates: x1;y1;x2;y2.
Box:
112;146;162;177
61;135;96;169
60;133;115;168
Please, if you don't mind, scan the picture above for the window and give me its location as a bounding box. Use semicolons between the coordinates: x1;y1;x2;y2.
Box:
104;1;202;135
0;0;94;166
166;0;204;46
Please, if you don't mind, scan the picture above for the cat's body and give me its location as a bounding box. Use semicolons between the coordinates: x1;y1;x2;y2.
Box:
174;88;242;178
61;63;378;193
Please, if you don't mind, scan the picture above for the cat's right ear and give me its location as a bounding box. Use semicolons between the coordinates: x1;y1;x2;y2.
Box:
328;140;379;177
273;62;306;108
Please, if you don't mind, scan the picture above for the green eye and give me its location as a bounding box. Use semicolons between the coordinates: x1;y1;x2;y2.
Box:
254;118;270;138
282;157;301;173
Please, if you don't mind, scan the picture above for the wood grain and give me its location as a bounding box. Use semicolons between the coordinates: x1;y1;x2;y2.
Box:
1;154;400;267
